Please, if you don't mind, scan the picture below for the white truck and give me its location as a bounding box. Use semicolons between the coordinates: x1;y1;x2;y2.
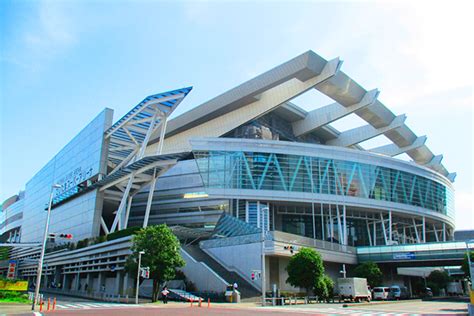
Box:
337;278;371;302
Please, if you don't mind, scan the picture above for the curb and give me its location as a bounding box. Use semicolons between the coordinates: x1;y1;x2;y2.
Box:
343;299;422;307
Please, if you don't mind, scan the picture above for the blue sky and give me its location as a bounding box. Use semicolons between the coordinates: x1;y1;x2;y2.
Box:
1;0;472;229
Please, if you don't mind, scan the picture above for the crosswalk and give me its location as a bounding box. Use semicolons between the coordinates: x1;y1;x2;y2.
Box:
54;302;142;310
262;306;412;315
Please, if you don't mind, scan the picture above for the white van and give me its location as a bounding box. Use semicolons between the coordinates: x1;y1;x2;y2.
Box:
372;287;390;300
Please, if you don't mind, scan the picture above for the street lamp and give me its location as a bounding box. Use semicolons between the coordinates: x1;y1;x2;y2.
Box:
32;184;61;311
135;250;145;304
260;206;269;307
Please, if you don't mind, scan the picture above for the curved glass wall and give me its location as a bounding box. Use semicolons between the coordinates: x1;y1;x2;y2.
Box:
193;151;454;219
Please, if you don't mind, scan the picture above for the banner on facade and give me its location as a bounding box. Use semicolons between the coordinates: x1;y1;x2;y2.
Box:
6;260;17;279
0;280;28;291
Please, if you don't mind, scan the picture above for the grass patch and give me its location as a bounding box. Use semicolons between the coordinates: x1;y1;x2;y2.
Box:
0;291;30;304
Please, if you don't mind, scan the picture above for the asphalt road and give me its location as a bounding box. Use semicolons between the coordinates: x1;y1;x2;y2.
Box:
2;298;469;315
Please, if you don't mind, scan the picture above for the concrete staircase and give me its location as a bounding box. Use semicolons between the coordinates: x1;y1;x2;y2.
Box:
182;244;260;299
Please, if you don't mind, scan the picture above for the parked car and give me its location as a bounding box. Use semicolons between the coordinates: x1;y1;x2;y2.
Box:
420;287;433;298
372;287;390;300
388;285;410;300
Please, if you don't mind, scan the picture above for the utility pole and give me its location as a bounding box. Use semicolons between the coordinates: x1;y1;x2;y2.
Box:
135;251;145;304
32;184;61;311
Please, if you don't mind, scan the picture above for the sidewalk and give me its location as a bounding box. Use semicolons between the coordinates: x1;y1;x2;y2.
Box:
0;303;32;315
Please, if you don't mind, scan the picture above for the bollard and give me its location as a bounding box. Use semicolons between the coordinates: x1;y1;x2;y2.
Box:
39;300;43;312
198;298;202;307
53;297;56;310
47;298;51;311
207;298;210;308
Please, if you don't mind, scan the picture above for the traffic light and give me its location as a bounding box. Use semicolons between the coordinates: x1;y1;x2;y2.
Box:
251;272;255;281
48;233;73;239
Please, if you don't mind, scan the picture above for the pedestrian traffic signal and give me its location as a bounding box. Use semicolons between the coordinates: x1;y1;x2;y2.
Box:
141;267;150;279
251;272;255;281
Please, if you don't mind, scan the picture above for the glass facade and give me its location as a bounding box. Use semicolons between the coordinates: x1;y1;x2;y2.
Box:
193;151;454;219
20;109;112;243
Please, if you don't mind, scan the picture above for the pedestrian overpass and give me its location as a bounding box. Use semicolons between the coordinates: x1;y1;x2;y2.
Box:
357;241;473;267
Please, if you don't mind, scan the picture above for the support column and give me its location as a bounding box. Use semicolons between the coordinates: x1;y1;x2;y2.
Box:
380;213;388;245
433;224;439;242
75;273;81;291
422;216;426;243
124;196;133;229
98;272;105;293
366;219;373;246
443;223;446;242
373;218;377;246
388;210;392;244
114;271;121;295
62;274;67;290
403;226;407;244
110;174;136;232
123;273;130;296
143;170;158;228
86;273;92;293
311;202;316;239
336;204;343;244
412;218;420;243
320;203;325;241
343;205;347;245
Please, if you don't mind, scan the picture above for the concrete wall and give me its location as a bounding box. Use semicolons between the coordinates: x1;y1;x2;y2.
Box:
180;249;228;292
202;241;262;290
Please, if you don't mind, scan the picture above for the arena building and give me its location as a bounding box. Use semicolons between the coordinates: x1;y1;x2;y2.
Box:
1;50;468;298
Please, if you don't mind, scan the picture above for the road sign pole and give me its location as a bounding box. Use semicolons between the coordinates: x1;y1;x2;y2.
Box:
32;184;61;311
135;251;144;304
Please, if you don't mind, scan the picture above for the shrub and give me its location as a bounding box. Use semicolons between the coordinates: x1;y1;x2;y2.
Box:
107;226;141;241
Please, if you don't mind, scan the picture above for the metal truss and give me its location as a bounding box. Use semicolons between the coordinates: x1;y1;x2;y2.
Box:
196;151;450;216
101;88;192;233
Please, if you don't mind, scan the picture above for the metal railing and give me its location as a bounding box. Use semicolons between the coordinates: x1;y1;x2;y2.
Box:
269;231;357;254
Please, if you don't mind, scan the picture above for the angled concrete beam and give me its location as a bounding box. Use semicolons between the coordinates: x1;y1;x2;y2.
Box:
424;154;443;167
370;136;427;157
326;114;406;147
292;89;379;136
447;173;457;182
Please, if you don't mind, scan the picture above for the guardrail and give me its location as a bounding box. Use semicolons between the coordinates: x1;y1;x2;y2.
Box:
201;231;356;254
270;231;356;254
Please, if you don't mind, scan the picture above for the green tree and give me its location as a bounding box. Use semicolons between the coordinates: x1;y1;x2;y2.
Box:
126;224;185;302
353;261;383;287
427;270;450;295
285;247;324;294
314;274;334;302
461;251;474;280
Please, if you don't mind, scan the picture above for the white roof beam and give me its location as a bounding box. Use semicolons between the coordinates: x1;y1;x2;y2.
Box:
327;115;406;147
424;154;443;168
292;89;379;136
370;136;427;157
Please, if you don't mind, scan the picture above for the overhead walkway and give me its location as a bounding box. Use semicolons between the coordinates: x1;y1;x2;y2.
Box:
357;241;473;266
